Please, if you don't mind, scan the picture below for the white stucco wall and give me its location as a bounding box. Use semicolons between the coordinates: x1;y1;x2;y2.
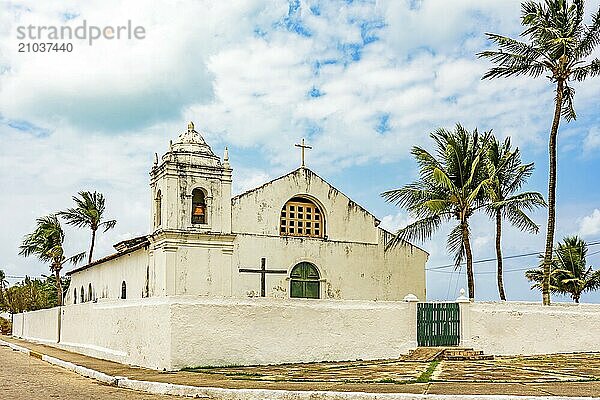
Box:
11;312;24;337
58;299;172;370
12;297;418;370
17;307;60;344
461;302;600;355
232;168;380;243
233;230;426;301
169;297;418;369
13;299;600;371
66;247;151;305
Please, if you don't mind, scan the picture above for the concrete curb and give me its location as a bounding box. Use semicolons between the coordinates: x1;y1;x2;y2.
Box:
41;354;118;385
0;339;598;400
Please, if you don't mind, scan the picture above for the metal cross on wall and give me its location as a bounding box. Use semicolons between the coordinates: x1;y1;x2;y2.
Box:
239;258;288;297
294;138;312;167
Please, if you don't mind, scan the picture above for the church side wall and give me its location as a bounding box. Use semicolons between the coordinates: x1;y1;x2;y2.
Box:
461;302;600;355
66;248;151;304
232;169;379;243
169;297;418;369
232;233;426;301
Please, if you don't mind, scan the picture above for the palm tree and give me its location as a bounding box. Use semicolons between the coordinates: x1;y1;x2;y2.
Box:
485;137;546;300
19;215;85;306
382;124;492;301
526;236;600;302
58;191;116;264
0;270;7;294
479;0;600;305
0;270;7;307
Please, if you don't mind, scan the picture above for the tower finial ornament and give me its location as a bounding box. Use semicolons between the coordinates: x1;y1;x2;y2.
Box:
188;121;195;132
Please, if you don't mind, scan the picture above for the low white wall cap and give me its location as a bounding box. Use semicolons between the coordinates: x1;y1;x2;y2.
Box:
403;293;419;302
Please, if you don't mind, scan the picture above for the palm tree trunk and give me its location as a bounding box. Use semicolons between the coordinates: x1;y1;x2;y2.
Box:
461;222;475;301
495;210;506;301
54;266;63;306
542;79;564;306
88;228;96;264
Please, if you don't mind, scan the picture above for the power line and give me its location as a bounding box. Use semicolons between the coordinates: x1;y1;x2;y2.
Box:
426;239;600;271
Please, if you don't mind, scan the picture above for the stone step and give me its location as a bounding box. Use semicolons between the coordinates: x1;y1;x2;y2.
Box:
406;347;493;362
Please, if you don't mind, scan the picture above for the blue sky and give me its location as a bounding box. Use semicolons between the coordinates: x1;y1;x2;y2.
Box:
1;0;600;303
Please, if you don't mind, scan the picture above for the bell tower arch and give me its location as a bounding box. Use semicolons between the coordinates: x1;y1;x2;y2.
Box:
149;122;232;234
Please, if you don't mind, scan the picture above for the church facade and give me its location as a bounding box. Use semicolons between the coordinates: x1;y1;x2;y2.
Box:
65;123;428;304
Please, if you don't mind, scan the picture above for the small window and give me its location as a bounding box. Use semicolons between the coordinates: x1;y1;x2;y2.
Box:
280;197;325;238
80;286;84;303
121;281;127;299
74;288;77;304
155;190;162;227
144;266;150;298
88;283;92;302
191;188;206;224
290;262;320;299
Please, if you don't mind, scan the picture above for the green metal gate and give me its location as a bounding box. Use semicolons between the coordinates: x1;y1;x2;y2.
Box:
417;303;460;347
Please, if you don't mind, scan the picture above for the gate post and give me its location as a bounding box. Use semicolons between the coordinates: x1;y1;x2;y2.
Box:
403;294;419;350
456;288;471;347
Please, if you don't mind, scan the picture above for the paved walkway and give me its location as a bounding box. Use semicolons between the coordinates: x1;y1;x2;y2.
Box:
2;336;600;397
0;345;183;400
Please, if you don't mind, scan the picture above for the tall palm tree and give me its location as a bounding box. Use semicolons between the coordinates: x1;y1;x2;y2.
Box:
382;124;492;301
58;191;116;264
485;137;546;300
19;215;85;306
526;236;600;302
479;0;600;305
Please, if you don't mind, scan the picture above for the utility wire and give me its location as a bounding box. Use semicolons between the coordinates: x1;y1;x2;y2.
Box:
427;239;600;271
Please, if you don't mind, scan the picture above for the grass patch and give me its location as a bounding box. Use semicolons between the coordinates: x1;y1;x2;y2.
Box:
416;360;440;383
182;364;241;371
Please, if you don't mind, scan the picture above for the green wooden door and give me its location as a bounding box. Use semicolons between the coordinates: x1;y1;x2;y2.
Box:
290;262;320;299
417;303;460;346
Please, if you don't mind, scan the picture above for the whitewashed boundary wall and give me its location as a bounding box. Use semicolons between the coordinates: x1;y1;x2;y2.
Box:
11;312;24;337
12;300;600;371
11;307;60;344
460;302;600;355
11;297;418;370
169;297;418;369
59;299;172;369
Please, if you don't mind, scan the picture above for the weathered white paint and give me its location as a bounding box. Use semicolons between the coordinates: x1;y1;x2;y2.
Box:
65;248;152;305
12;313;23;337
169;297;418;369
58;298;172;369
17;307;60;344
460;302;600;355
13;297;417;370
11;299;600;371
66;125;428;305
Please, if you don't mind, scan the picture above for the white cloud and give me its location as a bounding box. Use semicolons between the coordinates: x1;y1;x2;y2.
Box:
578;209;600;237
379;211;414;233
583;128;600;156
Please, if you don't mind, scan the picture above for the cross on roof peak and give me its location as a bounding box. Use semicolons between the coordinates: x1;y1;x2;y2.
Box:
294;138;312;168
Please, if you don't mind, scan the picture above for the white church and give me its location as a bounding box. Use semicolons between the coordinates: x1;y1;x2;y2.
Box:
65;122;427;304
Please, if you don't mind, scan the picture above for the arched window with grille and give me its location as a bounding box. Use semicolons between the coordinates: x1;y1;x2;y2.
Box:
88;283;92;302
80;286;84;303
121;281;127;299
191;188;206;224
73;288;77;304
280;197;324;238
290;262;320;299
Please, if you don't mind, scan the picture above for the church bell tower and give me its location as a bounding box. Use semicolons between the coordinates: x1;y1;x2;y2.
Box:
149;122;232;234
